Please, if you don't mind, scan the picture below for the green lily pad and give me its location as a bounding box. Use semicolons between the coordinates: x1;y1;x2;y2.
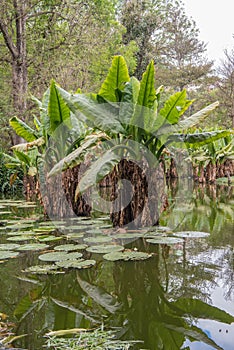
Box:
33;227;55;233
37;235;63;242
103;251;152;261
0;243;20;250
7;224;34;230
54;244;88;251
7;235;35;242
0;250;20;259
85;229;104;234
84;236;112;244
23;264;60;274
0;211;12;215
86;244;124;254
64;225;90;230
147;226;173;233
173;231;210;238
65;233;85;239
112;232;144;240
56;259;96;269
146;237;184;245
17;243;49;251
38;251;82;262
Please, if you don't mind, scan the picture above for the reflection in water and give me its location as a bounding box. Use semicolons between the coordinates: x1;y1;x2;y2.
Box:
0;183;233;349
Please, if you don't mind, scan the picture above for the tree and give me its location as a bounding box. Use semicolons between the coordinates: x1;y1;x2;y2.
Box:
216;46;234;128
155;0;213;91
0;0;136;146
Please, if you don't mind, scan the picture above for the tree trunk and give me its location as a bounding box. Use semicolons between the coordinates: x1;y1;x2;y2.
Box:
110;159;167;228
0;0;28;144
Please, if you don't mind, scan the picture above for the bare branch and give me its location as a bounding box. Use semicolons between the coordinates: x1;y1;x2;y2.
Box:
0;20;18;58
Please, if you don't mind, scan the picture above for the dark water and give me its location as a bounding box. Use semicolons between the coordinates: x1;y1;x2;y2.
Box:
0;182;233;350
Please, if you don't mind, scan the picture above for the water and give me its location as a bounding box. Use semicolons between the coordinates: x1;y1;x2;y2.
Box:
0;183;233;350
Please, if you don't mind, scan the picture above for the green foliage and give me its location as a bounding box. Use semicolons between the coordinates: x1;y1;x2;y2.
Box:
0;151;23;193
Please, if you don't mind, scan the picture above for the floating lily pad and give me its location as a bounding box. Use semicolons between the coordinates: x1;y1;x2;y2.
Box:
146;237;184;245
33;227;56;233
23;264;60;274
65;233;85;239
54;244;88;251
56;259;96;269
38;251;82;262
84;236;112;244
7;235;35;242
85;229;104;234
64;225;89;230
173;231;210;238
0;211;12;215
7;224;34;230
112;232;144;240
147;226;173;233
38;235;63;242
86;244;124;254
0;250;20;259
0;243;20;250
17;243;49;251
103;251;152;261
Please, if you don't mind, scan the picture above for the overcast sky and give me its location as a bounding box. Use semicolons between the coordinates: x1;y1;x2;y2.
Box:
182;0;234;64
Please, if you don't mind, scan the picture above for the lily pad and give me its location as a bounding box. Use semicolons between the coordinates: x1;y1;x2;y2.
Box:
103;251;152;261
147;226;173;233
86;244;124;254
37;235;63;242
84;236;112;244
33;227;55;233
7;235;35;242
56;259;96;269
112;232;144;240
23;264;60;274
0;211;12;215
65;233;85;239
17;243;49;251
173;231;210;238
54;244;88;251
38;251;82;262
0;243;21;250
0;250;20;259
146;237;184;245
85;229;104;234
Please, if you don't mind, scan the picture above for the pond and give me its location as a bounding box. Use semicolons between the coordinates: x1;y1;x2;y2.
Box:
0;181;233;350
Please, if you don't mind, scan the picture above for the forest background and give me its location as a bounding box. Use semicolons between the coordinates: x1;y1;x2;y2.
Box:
0;0;233;151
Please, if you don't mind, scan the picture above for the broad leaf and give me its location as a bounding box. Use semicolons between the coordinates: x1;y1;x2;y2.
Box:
75;148;121;199
11;137;45;152
56;87;125;135
119;77;140;127
159;90;193;125
47;133;107;177
99;55;130;102
168;130;232;147
131;61;156;131
13;150;31;166
172;298;234;324
48;80;71;133
178;101;219;129
77;275;121;314
9;116;37;142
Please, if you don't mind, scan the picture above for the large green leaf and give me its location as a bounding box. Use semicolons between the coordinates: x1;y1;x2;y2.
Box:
119;77;140;126
13;150;31;166
159;90;193;125
168;130;232;147
9;117;37;142
56;87;125;135
131;61;156;132
98;55;130;102
11;137;45;152
48;80;71;133
137;60;156;110
75;147;122;199
177;101;219;129
47;133;108;177
172;298;234;324
77;275;121;314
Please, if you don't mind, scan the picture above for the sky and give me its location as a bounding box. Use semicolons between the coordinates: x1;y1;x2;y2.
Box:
182;0;234;64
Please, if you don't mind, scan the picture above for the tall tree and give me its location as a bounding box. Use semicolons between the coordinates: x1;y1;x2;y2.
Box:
216;46;234;128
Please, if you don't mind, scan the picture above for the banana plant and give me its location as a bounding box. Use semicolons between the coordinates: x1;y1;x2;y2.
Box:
48;56;232;198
